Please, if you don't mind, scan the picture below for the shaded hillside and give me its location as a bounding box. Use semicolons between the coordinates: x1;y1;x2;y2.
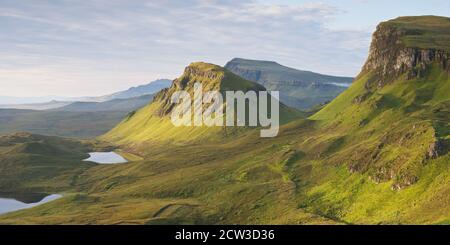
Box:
0;109;128;138
225;58;353;109
0;132;94;193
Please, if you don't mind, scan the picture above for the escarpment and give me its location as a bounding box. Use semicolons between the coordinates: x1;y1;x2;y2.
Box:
153;63;225;117
361;18;450;88
311;16;450;190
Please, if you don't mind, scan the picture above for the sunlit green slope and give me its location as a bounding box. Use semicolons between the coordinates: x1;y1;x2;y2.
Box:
102;62;304;144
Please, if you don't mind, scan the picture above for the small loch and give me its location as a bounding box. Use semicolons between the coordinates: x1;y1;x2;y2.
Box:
0;193;62;215
83;152;128;164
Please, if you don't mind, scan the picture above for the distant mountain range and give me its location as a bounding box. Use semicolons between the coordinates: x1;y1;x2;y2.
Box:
0;95;154;139
0;96;68;105
225;58;353;109
0;100;73;110
0;81;169;138
54;94;154;112
0;79;171;109
81;79;171;102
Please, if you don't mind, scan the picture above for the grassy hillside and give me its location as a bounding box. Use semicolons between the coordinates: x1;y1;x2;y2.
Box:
225;58;353;109
1;69;447;224
102;62;305;144
383;15;450;51
0;133;94;193
0;102;447;224
0;130;340;224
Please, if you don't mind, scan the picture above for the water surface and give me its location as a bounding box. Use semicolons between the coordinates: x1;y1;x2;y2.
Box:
83;152;128;164
0;193;62;215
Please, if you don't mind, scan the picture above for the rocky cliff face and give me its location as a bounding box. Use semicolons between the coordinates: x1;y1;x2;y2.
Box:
223;63;263;84
153;63;228;116
361;22;450;88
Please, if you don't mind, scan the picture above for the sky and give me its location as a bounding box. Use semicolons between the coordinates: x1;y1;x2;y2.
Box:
0;0;449;97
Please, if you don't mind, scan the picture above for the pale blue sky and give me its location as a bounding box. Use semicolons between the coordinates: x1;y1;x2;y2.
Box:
267;0;450;30
0;0;448;97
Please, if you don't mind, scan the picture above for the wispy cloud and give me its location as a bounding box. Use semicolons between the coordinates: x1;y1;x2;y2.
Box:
0;0;371;97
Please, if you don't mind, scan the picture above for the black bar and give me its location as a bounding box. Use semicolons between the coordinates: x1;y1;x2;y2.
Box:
0;225;448;243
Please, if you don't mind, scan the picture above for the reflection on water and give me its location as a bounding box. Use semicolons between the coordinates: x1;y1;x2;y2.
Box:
0;193;62;215
83;152;128;164
326;82;351;87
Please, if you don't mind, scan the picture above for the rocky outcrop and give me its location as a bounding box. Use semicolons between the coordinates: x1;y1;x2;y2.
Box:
427;139;446;159
391;175;419;191
183;66;223;81
152;63;226;116
152;62;268;117
360;22;450;88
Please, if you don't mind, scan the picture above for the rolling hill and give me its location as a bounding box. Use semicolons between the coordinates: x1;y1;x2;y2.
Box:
0;16;448;225
0;132;94;194
225;58;353;110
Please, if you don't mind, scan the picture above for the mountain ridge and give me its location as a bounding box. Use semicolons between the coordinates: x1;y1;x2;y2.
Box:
94;79;171;102
0;79;171;109
224;58;353;109
54;94;154;112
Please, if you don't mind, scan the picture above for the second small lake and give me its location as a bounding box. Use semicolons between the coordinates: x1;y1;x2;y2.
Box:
83;152;128;164
0;193;62;215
